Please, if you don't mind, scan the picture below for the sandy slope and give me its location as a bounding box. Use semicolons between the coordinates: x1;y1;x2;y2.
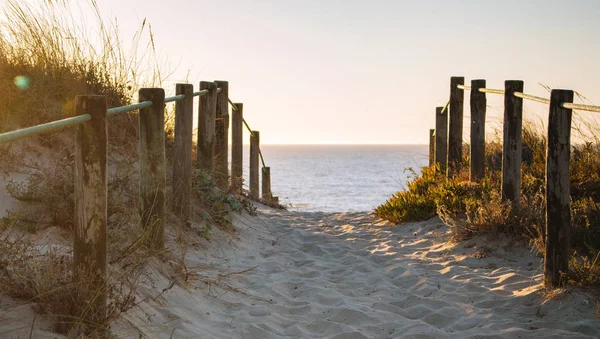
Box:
2;207;600;338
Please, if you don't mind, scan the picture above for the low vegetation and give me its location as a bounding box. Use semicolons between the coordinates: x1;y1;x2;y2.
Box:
376;122;600;288
192;168;257;239
0;0;257;336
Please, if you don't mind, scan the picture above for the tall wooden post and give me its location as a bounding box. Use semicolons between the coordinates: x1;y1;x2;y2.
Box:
470;79;487;182
172;84;193;224
428;129;435;167
214;80;229;190
448;76;464;178
262;166;272;204
139;88;166;250
250;131;260;200
198;81;217;172
74;95;107;332
501;80;524;206
231;103;244;192
544;89;573;288
435;106;448;171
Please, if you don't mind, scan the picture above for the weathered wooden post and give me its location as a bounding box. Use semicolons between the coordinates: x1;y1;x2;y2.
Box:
544;89;573;288
470;79;487;182
262;166;272;204
74;95;107;332
214;80;229;190
272;196;280;208
250;131;260;200
435;106;448;171
198;81;217;172
172;84;193;224
231;103;244;192
139;88;166;250
428;129;435;167
448;76;464;178
501;80;524;206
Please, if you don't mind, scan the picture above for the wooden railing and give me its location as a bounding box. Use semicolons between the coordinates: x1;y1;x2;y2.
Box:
429;76;600;288
0;80;278;331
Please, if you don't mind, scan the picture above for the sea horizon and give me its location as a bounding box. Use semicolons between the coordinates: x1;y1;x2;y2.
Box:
238;144;429;212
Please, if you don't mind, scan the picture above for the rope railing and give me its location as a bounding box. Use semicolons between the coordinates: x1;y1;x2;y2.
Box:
227;98;268;169
107;100;153;116
456;84;600;112
563;102;600;113
478;87;505;95
435;76;600;289
192;89;209;97
514;92;550;105
0;82;270;189
0;80;275;334
0;87;217;144
0;114;91;144
228;98;238;111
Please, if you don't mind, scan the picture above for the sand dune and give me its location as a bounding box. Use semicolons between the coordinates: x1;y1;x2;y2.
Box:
2;206;600;338
120;208;600;338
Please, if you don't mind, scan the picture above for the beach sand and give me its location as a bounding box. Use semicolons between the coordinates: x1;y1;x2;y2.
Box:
2;205;600;338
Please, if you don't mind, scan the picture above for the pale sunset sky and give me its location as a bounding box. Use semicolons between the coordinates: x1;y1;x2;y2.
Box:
22;1;600;144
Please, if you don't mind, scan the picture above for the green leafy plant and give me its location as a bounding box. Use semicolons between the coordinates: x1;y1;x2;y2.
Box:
192;169;256;238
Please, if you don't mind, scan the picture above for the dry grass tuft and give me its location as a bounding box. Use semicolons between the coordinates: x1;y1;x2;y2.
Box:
377;117;600;288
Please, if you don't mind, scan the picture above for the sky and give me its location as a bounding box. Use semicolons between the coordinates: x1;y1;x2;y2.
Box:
18;0;600;144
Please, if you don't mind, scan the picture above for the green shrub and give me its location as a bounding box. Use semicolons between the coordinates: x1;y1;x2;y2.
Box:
376;119;600;288
374;166;439;223
192;169;256;238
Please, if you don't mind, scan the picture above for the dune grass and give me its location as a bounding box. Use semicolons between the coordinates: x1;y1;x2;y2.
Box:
376;121;600;288
0;0;256;336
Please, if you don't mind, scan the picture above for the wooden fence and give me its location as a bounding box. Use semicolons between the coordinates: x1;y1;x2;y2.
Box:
0;80;278;332
429;76;600;288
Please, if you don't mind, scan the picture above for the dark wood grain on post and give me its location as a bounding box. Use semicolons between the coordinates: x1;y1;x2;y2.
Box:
139;88;166;250
448;76;464;178
172;84;193;224
435;106;448;171
231;103;244;192
74;95;107;332
544;89;573;288
429;129;435;167
470;79;487;182
501;81;524;206
250;131;260;200
198;81;217;172
262;166;272;204
214;80;229;190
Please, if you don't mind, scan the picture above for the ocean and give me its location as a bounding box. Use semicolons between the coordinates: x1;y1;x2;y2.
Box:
241;145;428;212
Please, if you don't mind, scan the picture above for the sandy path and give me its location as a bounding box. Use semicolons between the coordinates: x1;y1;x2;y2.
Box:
3;207;600;338
160;208;599;338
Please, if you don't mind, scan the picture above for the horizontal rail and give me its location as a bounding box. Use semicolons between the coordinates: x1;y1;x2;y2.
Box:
478;87;505;95
457;83;600;110
164;94;185;103
0;114;91;144
216;87;222;94
562;102;600;113
514;92;550;105
228;98;238;111
441;100;450;114
193;89;209;97
107;101;153;116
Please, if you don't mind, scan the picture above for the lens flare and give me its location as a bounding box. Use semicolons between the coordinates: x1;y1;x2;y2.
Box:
14;76;31;90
